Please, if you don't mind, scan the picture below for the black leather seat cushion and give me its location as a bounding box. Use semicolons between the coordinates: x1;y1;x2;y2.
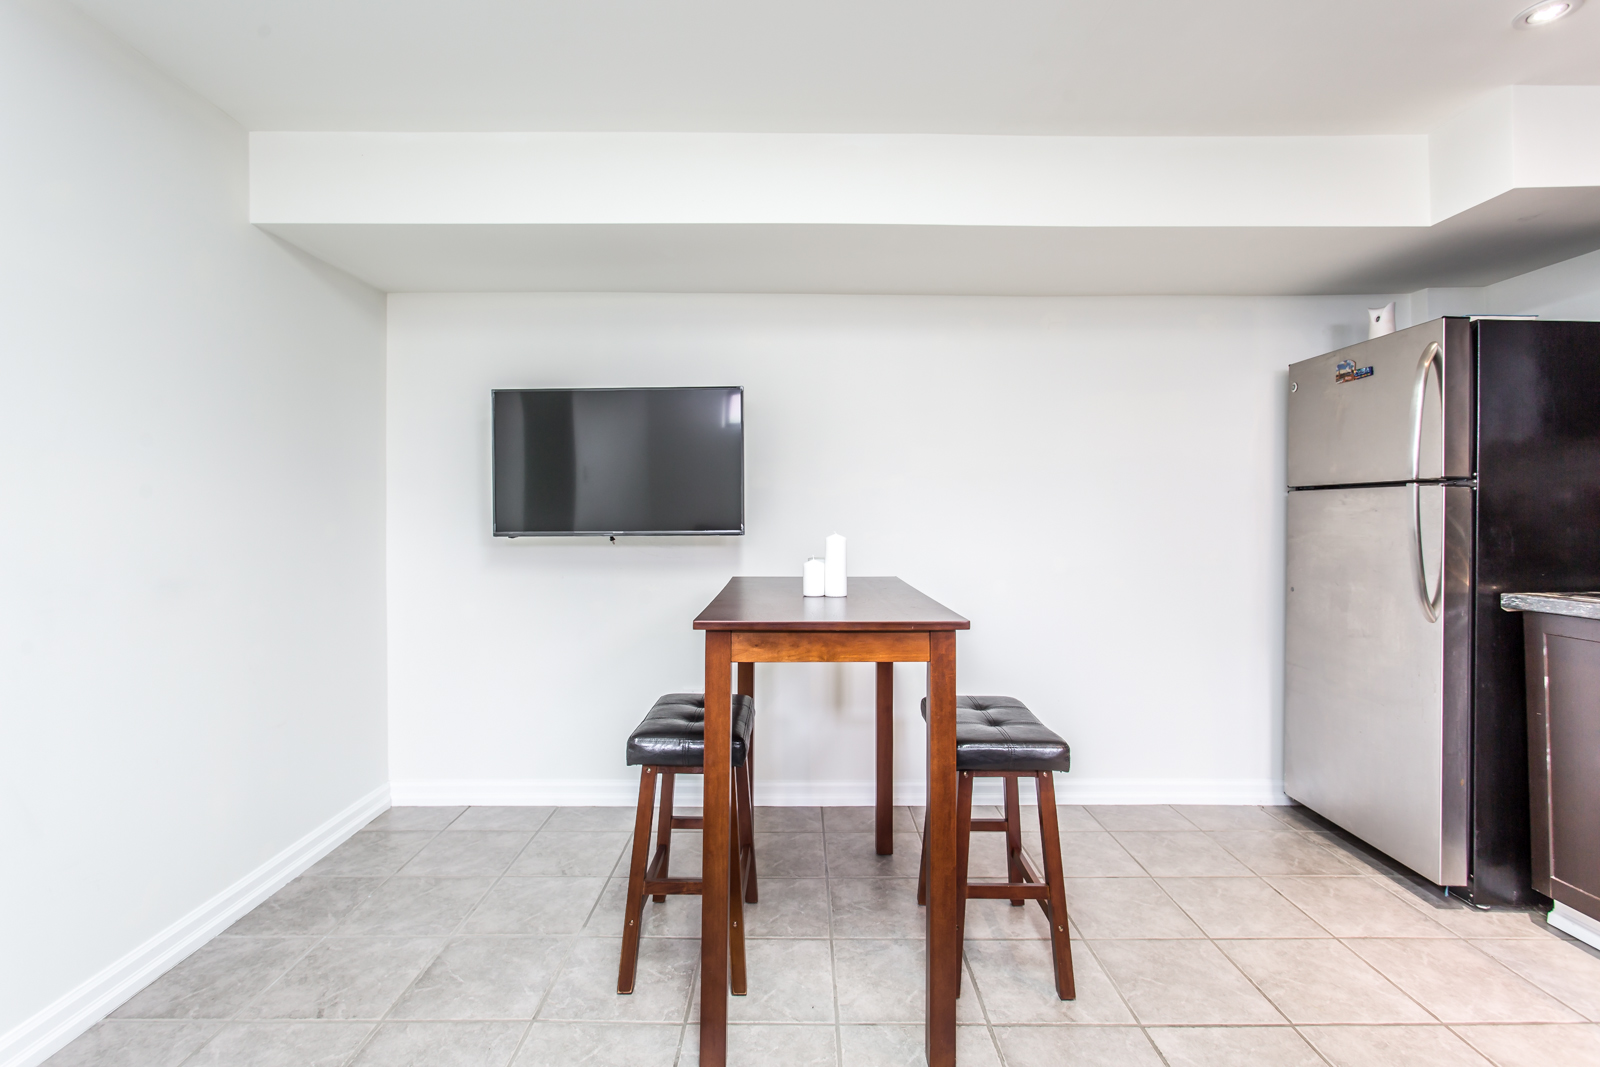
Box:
627;693;755;768
919;695;1071;773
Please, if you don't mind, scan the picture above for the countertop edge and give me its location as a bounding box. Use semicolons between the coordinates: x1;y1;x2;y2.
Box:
1500;592;1600;620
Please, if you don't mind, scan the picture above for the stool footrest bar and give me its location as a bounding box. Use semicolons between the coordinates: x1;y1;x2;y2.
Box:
966;883;1049;900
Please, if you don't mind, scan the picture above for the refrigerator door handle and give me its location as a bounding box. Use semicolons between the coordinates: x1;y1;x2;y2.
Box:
1410;481;1443;622
1411;342;1444;622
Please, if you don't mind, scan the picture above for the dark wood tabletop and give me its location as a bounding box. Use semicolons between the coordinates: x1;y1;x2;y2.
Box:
693;576;971;632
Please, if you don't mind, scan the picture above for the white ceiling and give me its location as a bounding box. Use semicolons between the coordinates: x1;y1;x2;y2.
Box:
72;0;1600;135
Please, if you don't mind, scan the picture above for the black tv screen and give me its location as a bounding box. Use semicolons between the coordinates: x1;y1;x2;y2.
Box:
492;387;744;536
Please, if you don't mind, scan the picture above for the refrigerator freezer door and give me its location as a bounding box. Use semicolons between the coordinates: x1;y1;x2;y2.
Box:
1285;483;1472;886
1287;319;1472;488
1472;320;1600;904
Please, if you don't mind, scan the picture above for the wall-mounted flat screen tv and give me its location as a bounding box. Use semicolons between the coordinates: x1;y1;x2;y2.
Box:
492;387;744;536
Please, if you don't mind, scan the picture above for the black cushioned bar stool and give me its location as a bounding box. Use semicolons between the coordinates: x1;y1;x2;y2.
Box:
918;695;1075;1000
619;692;758;996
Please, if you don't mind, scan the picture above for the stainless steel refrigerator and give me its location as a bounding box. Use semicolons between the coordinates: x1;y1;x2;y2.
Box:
1285;316;1600;906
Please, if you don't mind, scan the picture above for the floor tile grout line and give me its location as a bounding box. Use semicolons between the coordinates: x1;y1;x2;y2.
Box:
1141;1022;1177;1067
507;927;593;1062
960;950;1008;1067
1063;932;1180;1067
337;806;553;1057
499;1019;537;1067
1143;858;1443;1035
1073;934;1144;1033
334;807;485;1065
823;813;846;1063
167;813;459;1067
1202;829;1369;881
1252;871;1339;940
1328;935;1449;1025
1196;918;1325;1033
1468;936;1600;1019
1291;1024;1355;1067
671;952;699;1067
364;820;525;1034
1445;1024;1502;1067
1354;934;1593;1026
826;866;843;1065
1109;866;1446;1042
1292;822;1390;876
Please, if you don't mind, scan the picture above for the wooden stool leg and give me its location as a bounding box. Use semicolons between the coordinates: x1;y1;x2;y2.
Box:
955;770;974;996
618;766;659;994
1003;773;1025;906
729;785;748;996
737;753;758;904
1034;772;1076;1000
651;771;676;903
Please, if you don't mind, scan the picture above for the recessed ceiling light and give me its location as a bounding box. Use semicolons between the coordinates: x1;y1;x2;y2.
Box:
1513;0;1584;28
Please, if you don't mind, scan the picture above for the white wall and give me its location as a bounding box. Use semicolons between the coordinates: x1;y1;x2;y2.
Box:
387;252;1600;805
1482;245;1600;320
387;292;1397;807
251;131;1430;227
0;2;388;1061
1401;245;1600;325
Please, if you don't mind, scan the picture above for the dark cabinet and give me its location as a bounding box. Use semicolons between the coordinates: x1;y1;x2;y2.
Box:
1521;607;1600;928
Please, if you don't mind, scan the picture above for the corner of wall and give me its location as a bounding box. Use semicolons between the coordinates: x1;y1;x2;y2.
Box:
1399;287;1489;328
1428;88;1515;224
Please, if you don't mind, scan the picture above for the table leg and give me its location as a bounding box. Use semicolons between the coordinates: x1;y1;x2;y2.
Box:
876;661;894;856
700;632;733;1067
925;631;958;1067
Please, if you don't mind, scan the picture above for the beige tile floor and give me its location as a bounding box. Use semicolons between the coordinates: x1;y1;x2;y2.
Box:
47;803;1600;1066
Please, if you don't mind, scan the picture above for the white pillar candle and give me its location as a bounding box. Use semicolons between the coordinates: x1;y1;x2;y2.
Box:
803;556;826;597
824;533;847;597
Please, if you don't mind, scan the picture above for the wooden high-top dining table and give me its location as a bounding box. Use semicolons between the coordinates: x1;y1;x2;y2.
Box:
693;576;970;1067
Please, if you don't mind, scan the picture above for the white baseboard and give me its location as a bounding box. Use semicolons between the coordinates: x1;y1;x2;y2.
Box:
391;778;643;806
0;784;391;1067
1053;778;1291;806
390;777;1290;808
1549;902;1600;952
